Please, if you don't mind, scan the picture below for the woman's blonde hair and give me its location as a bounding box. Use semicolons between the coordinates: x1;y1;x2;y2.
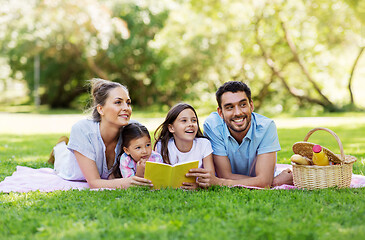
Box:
90;78;129;122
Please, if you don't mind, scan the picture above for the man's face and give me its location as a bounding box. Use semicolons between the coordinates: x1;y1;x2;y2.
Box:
217;91;254;138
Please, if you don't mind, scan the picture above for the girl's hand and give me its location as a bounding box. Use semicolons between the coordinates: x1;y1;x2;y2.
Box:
135;160;147;178
186;168;220;188
124;176;153;188
181;182;199;190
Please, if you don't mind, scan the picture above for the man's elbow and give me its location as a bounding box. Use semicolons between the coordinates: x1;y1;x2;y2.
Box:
255;177;273;188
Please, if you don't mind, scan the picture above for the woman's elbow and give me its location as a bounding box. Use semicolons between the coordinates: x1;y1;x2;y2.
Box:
87;180;100;189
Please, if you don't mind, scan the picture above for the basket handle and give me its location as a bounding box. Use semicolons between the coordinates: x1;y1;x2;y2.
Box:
303;127;346;162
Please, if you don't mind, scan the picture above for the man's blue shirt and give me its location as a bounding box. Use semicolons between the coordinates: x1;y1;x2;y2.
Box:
203;112;281;176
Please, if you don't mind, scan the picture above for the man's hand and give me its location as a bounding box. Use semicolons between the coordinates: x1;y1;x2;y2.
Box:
272;168;293;186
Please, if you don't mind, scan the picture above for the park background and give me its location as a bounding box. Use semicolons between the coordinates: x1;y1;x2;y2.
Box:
1;0;365;115
1;0;365;239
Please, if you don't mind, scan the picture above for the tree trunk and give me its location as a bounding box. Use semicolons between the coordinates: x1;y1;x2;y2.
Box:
254;18;335;109
87;57;109;80
279;20;335;108
348;46;364;105
254;73;275;110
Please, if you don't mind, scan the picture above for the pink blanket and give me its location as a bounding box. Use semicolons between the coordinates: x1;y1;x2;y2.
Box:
0;166;89;193
0;164;364;193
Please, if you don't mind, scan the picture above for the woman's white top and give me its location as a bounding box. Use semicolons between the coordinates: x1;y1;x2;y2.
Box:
155;138;213;168
54;119;123;181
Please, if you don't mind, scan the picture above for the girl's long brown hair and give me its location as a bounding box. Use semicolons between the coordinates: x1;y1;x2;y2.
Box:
153;103;205;164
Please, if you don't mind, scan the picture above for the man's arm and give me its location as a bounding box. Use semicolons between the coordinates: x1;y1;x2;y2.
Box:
187;152;276;188
215;152;276;188
214;155;250;180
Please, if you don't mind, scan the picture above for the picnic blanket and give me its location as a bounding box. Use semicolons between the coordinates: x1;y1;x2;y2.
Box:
0;166;89;193
0;164;365;193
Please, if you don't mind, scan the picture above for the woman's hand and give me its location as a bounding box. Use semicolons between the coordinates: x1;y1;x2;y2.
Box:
186;168;221;188
123;175;153;188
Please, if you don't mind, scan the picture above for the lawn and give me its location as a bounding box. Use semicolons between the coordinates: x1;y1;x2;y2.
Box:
1;114;365;240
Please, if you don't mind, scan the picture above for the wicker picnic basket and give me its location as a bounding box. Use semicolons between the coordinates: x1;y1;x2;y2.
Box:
291;127;357;190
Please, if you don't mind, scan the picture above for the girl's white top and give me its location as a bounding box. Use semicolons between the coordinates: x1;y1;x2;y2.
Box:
155;137;213;168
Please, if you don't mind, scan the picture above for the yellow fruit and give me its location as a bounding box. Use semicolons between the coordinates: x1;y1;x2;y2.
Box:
290;154;311;165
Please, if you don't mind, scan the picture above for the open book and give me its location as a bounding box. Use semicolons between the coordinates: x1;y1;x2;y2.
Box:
144;160;199;189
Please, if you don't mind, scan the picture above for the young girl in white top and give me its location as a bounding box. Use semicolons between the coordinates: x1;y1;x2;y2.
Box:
154;103;215;189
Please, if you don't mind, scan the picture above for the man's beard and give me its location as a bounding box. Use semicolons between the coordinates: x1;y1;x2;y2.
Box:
223;113;251;133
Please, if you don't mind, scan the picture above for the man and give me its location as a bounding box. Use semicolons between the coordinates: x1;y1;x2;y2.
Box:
187;81;293;188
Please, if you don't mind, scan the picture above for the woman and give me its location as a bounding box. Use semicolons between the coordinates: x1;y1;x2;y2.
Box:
51;78;153;189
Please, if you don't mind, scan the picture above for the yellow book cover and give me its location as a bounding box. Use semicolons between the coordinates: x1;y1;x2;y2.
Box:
144;161;199;189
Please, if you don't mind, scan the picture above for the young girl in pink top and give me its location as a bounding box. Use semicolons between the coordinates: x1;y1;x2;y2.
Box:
114;123;163;178
154;103;215;190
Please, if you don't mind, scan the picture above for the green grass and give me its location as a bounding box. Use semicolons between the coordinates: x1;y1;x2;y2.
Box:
1;117;365;239
1;187;365;240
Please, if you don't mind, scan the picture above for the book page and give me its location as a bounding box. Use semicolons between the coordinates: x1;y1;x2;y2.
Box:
171;161;199;188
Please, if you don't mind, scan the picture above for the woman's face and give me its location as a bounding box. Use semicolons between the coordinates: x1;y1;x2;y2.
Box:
98;87;132;127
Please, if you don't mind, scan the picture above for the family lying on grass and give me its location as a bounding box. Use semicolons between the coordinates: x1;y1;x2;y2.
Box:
48;79;293;189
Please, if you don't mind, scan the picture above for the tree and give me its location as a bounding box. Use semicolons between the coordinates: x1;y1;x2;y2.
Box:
344;0;365;108
99;0;171;106
0;0;174;108
1;0;364;111
151;0;365;112
0;0;129;108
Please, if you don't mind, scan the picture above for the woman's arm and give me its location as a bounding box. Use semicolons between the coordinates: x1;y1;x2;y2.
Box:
74;151;152;189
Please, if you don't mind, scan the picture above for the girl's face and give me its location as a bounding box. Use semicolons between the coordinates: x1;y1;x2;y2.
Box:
123;135;152;162
98;87;132;127
168;108;198;143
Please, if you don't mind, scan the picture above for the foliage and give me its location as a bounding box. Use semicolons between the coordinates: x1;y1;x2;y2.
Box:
0;0;170;108
0;0;130;108
1;0;365;112
346;0;365;23
151;0;365;112
100;0;172;106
